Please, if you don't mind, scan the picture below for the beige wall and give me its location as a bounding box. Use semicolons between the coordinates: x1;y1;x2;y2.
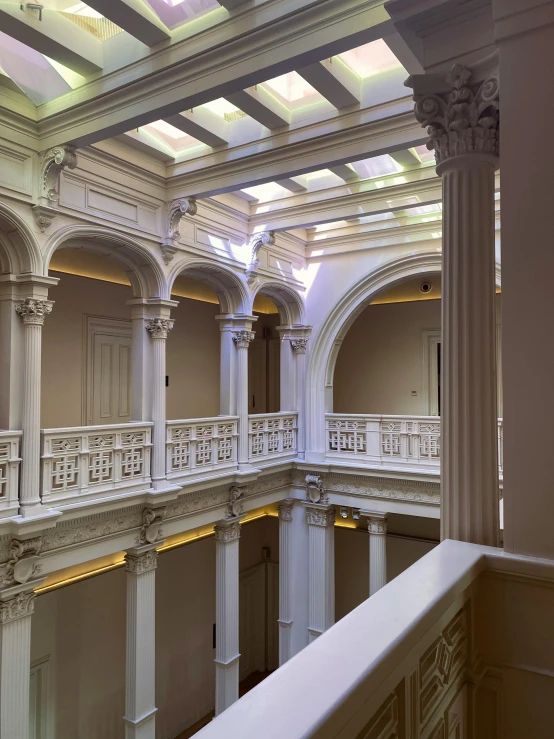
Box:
334;296;501;415
41;273;221;428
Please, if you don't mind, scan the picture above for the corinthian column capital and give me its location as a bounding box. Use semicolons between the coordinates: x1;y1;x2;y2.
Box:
232;329;255;349
407;63;499;169
145;317;174;339
15;298;53;325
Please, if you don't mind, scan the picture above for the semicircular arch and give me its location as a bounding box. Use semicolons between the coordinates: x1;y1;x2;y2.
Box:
167;257;248;315
0;202;41;276
249;279;306;326
43;225;167;299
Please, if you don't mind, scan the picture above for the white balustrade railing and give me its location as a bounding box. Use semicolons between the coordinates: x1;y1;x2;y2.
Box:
0;431;21;517
41;423;152;506
248;412;298;464
166;416;239;481
326;414;504;474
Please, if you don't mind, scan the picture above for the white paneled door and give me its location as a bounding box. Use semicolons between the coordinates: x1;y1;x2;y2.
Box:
86;317;133;426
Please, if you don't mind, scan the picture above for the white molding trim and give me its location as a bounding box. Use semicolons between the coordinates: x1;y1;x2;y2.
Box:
421;329;441;416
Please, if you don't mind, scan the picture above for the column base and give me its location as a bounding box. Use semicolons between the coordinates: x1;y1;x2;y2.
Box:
124;707;157;739
215;653;240;716
308;627;323;643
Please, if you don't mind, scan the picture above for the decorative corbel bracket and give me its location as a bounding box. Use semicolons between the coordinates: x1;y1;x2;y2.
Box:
0;537;42;588
305;473;327;504
136;506;166;545
161;197;197;264
33;145;77;232
226;484;246;519
246;231;275;282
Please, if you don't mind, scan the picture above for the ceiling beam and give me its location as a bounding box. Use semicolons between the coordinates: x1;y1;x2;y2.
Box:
297;58;360;109
36;0;392;149
390;149;421;169
225;88;290;130
163;108;229;148
276;178;307;193
250;177;443;231
84;0;171;47
0;3;103;77
218;0;249;9
328;164;361;183
166;108;427;199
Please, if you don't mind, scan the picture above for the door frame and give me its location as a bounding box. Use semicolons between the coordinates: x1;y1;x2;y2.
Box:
82;315;133;425
421;329;441;416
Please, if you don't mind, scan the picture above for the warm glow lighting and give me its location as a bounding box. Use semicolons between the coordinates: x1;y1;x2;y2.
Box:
35;560;125;595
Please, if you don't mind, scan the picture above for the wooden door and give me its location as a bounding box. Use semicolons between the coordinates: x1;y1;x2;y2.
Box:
92;331;132;426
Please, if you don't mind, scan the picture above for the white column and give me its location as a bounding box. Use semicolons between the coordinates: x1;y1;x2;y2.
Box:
410;66;499;546
0;585;37;738
124;545;159;739
127;299;152;422
291;338;308;460
145;317;173;490
214;518;241;715
232;329;255;470
216;316;237;416
362;512;387;596
278;500;293;665
15;298;52;517
304;503;335;643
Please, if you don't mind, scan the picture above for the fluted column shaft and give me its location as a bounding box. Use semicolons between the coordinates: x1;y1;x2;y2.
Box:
145;319;173;488
292;341;308;460
0;587;36;738
305;503;334;643
278;500;293;665
363;512;387;595
439;157;499;545
15;299;52;515
214;518;241;715
233;331;254;469
124;546;159;739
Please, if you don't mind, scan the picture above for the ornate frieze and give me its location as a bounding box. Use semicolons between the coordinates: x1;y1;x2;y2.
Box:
145;317;174;339
291;338;308;354
305;505;335;527
125;548;158;575
278;499;294;522
409;64;499;167
232;330;255;349
1;537;42;587
0;591;35;624
137;507;165;545
214;519;241;543
162;197;197;263
226;485;245;519
15;298;53;326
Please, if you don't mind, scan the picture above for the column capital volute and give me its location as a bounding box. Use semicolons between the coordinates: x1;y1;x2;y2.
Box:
278;499;294;522
125;545;160;574
361;511;388;535
303;502;335;527
15;298;53;325
214;518;241;543
145;317;174;339
232;329;255;349
407;63;499;169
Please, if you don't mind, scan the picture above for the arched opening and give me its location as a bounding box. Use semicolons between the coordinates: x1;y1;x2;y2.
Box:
249;293;280;414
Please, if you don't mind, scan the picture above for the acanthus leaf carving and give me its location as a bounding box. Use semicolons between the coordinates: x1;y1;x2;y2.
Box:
214;519;241;543
0;591;35;624
232;330;255;349
125;548;158;575
15;298;53;326
291;338;308;354
246;231;275;280
1;537;42;588
145;317;174;339
162;197;197;263
408;64;499;167
278;499;294;522
305;504;335;527
39;145;77;204
226;485;245;519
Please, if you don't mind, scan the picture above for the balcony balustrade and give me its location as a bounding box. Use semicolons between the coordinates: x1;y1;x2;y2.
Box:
326;414;504;474
248;412;298;465
0;431;21;517
166;416;239;483
40;423;153;507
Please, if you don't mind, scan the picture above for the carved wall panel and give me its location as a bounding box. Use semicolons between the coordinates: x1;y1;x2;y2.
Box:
0;141;33;196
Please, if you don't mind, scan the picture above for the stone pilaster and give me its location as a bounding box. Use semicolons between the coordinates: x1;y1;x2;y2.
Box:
304;502;335;642
124;544;160;739
232;327;256;470
408;64;500;545
278;499;293;664
15;298;53;516
362;512;388;596
214;518;241;715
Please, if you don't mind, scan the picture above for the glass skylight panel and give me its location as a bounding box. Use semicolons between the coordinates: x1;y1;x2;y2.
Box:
350;155;402;179
263;71;324;108
413;145;436;165
140;120;205;154
403;203;442;218
202;98;245;121
305;170;345;191
144;0;221;29
241;182;293;202
338;39;404;79
44;2;122;40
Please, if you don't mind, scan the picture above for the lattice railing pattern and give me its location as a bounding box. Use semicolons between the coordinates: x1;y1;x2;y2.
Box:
0;431;21;516
248;413;297;463
41;423;152;504
166;417;238;479
326;414;503;473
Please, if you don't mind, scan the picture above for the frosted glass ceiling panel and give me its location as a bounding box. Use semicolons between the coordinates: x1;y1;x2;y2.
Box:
263;71;324;107
338;39;404;79
350;155;401;179
144;0;221;29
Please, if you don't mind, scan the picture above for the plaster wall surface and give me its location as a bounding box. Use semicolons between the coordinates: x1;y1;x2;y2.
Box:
41;273;221;428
